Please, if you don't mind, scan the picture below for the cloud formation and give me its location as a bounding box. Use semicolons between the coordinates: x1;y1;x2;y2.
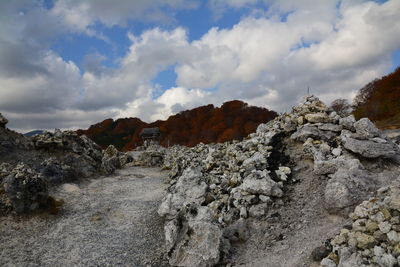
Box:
0;0;399;132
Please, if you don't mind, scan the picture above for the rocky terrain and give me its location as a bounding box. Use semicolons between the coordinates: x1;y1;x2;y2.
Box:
136;95;400;266
0;113;132;215
1;95;400;267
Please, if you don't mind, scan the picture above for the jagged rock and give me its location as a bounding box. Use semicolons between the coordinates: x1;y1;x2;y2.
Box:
164;206;226;267
324;164;375;214
101;145;121;174
341;135;398;159
318;123;343;132
158;167;207;219
3;163;48;213
339;115;356;131
0;113;8;128
354;118;380;138
291;124;336;142
238;173;283;197
40;157;75;184
305;113;331;123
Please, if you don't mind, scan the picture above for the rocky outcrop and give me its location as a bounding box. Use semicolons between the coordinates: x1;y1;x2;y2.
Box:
0;113;130;214
3;163;48;214
321;185;400;267
152;95;400;266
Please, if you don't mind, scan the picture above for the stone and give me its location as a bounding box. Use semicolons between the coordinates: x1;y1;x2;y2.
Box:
3;163;49;213
305;113;331;123
158;167;207;219
319;123;343;132
291;124;336;142
311;246;330;261
320;258;337;267
275;166;291;181
332;148;342;157
339;115;356;131
376;253;397;267
378;221;392;234
354;118;380;138
166;206;226;267
355;232;376;249
248;203;268;218
342;136;398;159
238;175;283;197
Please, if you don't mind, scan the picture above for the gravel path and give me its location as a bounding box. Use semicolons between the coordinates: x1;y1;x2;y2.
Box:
0;167;169;267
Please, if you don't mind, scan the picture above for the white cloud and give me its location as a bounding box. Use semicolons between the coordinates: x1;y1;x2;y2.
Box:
1;0;400;132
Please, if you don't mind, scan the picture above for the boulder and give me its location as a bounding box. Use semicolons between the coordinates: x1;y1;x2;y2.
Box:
342;136;398;159
238;173;283;197
339;115;356;131
3;163;49;213
305;113;331;123
354;118;380;138
166;206;226;267
291;124;336;142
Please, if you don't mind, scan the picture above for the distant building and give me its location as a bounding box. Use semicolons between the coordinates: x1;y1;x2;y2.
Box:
140;127;161;146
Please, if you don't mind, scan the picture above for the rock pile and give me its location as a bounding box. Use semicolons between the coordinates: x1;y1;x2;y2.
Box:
321;185;400;267
0;114;130;214
155;95;400;266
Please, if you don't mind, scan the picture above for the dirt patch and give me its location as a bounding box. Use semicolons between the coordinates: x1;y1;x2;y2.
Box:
0;167;169;267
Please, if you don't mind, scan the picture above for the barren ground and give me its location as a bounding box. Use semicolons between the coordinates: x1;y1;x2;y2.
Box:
0;167;169;267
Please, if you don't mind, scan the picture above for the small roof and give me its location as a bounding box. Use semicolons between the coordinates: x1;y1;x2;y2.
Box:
140;127;160;137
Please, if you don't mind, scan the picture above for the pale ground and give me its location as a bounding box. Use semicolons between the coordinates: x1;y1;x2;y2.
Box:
0;167;169;267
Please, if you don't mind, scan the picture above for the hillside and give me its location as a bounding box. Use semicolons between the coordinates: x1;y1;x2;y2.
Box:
77;100;278;151
353;67;400;129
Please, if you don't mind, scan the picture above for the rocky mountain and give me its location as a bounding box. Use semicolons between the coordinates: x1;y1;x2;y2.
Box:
353;67;400;129
77;100;278;151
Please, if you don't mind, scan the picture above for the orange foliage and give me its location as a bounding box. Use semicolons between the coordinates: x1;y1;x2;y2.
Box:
78;100;278;150
353;67;400;129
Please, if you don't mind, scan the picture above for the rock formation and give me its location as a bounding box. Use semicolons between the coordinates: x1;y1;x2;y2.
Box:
0;114;130;214
143;95;400;266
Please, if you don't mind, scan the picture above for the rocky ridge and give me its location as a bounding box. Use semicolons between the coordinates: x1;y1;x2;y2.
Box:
0;113;131;214
139;96;400;266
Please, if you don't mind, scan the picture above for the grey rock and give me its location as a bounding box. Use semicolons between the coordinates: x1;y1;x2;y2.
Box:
238;174;283;197
339;115;356;131
354;118;380;138
342;136;398;159
166;206;225;267
248;203;268;218
324;164;374;214
320;258;337;267
318;123;343;132
291;124;336;142
3;163;48;213
305;113;331;123
158;167;207;219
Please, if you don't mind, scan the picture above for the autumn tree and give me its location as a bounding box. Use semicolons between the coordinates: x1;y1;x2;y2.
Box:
330;98;352;116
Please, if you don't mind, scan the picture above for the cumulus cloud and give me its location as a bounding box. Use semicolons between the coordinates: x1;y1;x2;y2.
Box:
0;0;399;132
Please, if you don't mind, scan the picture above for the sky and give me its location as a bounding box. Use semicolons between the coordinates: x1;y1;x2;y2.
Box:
0;0;399;132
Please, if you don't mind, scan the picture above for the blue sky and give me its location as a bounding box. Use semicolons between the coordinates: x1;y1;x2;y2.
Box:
0;0;399;131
